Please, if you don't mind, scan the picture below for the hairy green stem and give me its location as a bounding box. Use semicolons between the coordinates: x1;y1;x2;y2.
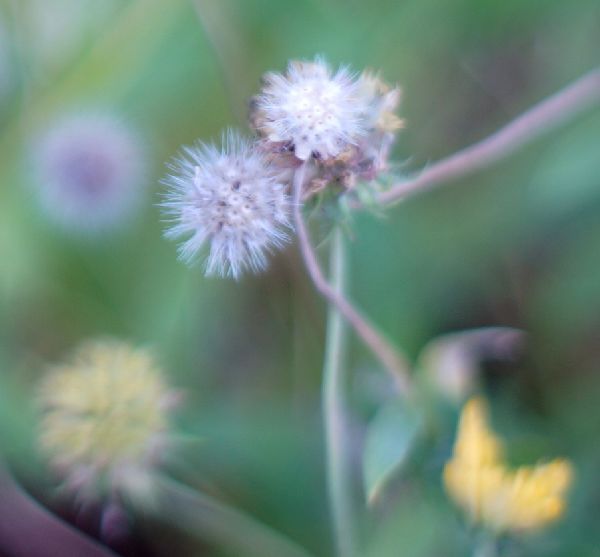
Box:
322;226;358;557
149;476;315;557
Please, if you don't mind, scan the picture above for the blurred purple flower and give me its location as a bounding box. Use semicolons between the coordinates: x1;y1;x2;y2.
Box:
31;112;147;235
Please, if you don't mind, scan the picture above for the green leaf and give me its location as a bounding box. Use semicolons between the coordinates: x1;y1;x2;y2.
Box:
363;399;423;506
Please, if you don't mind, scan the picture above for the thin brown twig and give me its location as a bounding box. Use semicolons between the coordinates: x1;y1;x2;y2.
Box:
292;163;412;394
368;66;600;207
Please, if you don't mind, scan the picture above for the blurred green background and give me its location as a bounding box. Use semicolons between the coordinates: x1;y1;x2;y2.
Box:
0;0;599;555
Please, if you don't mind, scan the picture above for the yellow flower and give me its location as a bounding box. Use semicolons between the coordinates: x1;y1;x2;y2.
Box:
446;398;504;468
38;339;177;499
443;397;573;534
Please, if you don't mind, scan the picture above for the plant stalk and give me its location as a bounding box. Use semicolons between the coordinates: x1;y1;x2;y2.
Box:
292;163;412;394
147;476;315;557
0;465;118;557
368;66;600;207
322;225;358;557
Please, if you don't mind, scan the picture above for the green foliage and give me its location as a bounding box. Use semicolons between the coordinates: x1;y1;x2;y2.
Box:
363;399;424;506
0;0;598;555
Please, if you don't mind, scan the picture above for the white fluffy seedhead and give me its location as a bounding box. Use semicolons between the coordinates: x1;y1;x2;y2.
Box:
32;112;146;235
254;57;366;161
161;130;291;279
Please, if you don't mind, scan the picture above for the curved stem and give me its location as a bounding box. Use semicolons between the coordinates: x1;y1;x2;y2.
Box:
0;465;118;557
323;226;358;557
150;476;315;557
363;66;600;207
292;163;411;394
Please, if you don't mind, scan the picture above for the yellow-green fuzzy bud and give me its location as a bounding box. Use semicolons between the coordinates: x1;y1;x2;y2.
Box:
38;339;176;500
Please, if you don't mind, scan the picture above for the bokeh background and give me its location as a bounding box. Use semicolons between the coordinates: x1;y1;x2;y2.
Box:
0;0;599;556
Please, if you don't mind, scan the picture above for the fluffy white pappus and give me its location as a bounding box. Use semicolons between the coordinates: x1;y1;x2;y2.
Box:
161;131;291;279
32;113;146;235
255;57;366;160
